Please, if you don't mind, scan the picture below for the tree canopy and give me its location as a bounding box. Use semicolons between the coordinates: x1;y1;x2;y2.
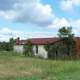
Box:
58;26;75;57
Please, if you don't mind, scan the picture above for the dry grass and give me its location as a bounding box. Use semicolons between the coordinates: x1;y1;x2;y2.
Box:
0;51;80;80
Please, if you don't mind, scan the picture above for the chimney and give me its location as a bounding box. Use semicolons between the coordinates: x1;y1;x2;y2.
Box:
16;37;20;45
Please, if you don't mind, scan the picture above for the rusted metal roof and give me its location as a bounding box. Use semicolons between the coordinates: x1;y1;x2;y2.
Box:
16;37;60;45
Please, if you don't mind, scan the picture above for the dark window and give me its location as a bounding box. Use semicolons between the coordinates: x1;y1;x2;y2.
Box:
36;45;38;53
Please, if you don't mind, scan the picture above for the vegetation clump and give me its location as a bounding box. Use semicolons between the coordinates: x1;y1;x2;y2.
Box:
44;27;76;59
23;40;33;57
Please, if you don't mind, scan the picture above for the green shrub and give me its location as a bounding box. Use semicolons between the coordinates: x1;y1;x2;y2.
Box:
23;40;33;57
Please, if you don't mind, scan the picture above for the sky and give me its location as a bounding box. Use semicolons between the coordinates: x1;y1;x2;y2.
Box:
0;0;80;41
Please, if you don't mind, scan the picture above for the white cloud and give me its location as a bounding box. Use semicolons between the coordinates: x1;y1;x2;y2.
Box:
0;27;24;41
71;19;80;36
0;19;80;41
48;17;80;36
0;0;54;26
60;0;80;11
60;0;73;11
0;0;80;41
0;10;16;19
0;27;55;41
72;0;80;6
48;18;70;29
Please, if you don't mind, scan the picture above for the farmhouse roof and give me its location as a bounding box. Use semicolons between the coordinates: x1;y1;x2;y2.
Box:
16;37;60;45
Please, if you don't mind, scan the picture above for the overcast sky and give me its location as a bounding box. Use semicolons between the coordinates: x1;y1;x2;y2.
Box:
0;0;80;41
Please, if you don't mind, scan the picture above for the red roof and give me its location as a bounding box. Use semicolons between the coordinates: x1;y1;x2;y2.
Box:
29;38;59;45
16;37;60;45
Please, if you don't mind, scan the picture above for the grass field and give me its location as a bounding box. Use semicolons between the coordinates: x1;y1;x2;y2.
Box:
0;51;80;80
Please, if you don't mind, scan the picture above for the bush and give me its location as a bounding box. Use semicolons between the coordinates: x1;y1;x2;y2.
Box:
23;40;33;57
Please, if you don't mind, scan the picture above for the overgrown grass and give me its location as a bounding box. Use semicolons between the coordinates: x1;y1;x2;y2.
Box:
0;51;80;80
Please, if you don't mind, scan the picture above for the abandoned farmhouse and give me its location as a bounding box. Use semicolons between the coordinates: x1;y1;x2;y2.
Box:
14;37;80;59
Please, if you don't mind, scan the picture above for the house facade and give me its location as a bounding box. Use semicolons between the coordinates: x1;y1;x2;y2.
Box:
14;37;80;58
14;37;59;59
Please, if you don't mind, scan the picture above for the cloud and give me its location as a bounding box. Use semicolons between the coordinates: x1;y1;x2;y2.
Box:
0;0;54;26
0;27;23;41
60;0;80;11
0;0;80;41
0;27;55;41
60;0;73;11
71;19;80;36
48;18;70;29
48;17;80;36
0;10;16;19
0;0;16;10
0;19;80;41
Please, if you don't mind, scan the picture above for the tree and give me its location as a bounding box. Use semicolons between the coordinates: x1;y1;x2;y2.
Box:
23;40;33;56
0;38;15;51
8;38;15;51
58;27;75;58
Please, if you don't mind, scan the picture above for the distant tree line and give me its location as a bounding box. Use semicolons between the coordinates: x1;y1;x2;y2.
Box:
0;38;15;51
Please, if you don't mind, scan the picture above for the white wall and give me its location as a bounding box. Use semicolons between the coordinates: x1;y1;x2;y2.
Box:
13;45;24;54
33;45;48;59
14;45;48;59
